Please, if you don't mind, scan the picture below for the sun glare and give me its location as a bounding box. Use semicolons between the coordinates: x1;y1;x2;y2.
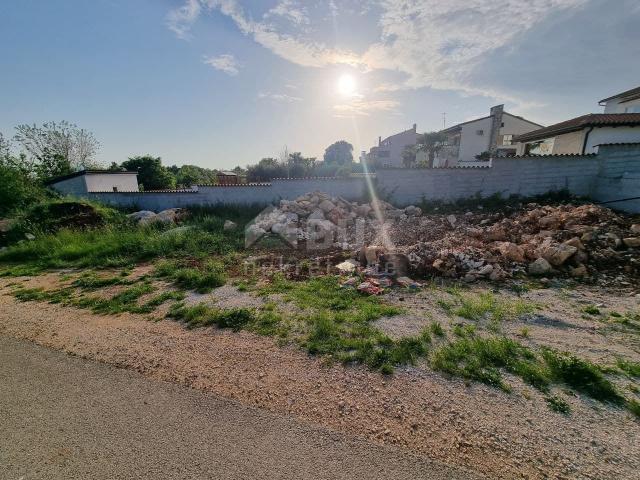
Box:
337;74;357;96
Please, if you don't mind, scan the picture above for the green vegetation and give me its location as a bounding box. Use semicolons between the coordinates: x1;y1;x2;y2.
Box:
0;204;259;274
583;305;601;315
541;349;623;404
12;282;185;315
546;395;571;414
430;321;445;337
431;335;549;392
455;292;536;322
617;359;640;378
154;259;226;293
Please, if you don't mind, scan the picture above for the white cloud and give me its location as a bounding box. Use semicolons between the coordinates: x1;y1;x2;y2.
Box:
333;98;399;117
169;0;588;103
166;0;201;39
258;91;302;102
203;54;240;75
264;0;309;26
362;0;587;100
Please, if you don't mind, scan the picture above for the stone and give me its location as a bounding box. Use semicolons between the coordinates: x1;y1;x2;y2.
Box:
496;242;525;262
631;224;640;235
446;214;457;226
308;209;325;220
529;258;553;276
486;225;507;241
538;214;562;230
128;210;157;224
336;259;358;274
223;220;237;231
537;242;577;266
477;264;494;276
581;231;595;242
603;232;622;249
570;264;588;278
404;205;422;217
318;199;336;213
156;208;183;223
245;224;266;246
355;205;372;218
0;219;14;233
564;237;585;250
25;233;36;241
623;237;640;248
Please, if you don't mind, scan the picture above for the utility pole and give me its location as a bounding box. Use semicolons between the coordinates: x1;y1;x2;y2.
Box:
442;112;446;129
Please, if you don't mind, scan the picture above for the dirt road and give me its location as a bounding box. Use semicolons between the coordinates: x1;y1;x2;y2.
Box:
0;336;482;480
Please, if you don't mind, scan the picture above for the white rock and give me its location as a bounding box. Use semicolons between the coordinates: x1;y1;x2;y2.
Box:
529;258;553;276
446;214;457;226
223;220;237;231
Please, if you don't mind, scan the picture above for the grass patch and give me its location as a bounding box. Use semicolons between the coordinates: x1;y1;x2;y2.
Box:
583;305;601;315
430;335;549;392
541;349;623;404
617;359;640;378
0;204;259;274
454;292;535;322
154;259;226;293
546;395;571;414
430;321;445;337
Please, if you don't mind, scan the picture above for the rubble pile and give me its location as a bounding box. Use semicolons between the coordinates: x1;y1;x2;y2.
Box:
246;191;640;286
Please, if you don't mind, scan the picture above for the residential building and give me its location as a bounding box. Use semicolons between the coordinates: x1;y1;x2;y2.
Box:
435;105;543;167
367;124;418;167
45;170;139;196
514;113;640;155
599;86;640;114
217;170;241;185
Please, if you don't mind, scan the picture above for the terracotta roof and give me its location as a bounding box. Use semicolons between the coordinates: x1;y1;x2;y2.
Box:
514;113;640;143
44;169;137;185
599;86;640;104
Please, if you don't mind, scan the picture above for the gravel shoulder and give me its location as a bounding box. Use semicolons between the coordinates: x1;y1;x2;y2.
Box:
1;285;639;479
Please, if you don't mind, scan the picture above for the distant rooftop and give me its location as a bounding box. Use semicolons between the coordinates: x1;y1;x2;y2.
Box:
599;85;640;105
515;113;640;143
44;169;137;185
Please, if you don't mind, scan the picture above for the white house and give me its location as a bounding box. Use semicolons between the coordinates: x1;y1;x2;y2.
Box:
435;105;543;167
515;113;640;155
45;170;139;195
599;86;640;114
367;124;419;167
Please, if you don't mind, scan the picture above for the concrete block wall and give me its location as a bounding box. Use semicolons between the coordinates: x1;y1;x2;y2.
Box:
83;145;640;213
87;177;369;211
592;144;640;213
375;155;600;205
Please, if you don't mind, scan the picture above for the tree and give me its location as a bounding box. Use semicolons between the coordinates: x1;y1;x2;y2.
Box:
323;140;353;165
246;157;287;182
120;155;176;191
402;144;418;167
287;152;315;178
415;132;447;168
13;121;101;174
169;164;218;187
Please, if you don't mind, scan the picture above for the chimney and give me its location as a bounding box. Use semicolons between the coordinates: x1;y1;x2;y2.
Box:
488;104;504;155
413;123;417;132
378;136;382;146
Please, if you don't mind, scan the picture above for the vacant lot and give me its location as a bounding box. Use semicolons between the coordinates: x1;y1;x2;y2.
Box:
1;198;639;479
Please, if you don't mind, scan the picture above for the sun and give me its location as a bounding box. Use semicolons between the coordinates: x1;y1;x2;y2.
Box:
337;74;357;96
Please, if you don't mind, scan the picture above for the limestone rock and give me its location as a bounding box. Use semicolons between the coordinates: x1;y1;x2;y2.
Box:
223;220;237;231
529;258;553;276
623;237;640;248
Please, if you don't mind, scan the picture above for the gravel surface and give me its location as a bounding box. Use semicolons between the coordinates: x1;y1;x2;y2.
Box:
1;336;480;480
1;284;639;479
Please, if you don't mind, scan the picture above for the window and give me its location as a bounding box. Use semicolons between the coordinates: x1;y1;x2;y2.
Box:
502;134;513;146
500;122;505;127
476;129;484;136
113;186;118;192
624;106;640;113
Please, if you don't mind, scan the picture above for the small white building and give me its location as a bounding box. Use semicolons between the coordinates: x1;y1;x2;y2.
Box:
599;86;640;114
435;105;543;167
367;124;419;167
45;170;139;196
514;113;640;155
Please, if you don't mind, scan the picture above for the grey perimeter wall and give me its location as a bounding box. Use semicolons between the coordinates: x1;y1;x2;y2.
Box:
84;145;640;213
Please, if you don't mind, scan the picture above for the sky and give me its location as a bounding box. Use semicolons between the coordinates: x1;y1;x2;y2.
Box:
1;0;639;169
